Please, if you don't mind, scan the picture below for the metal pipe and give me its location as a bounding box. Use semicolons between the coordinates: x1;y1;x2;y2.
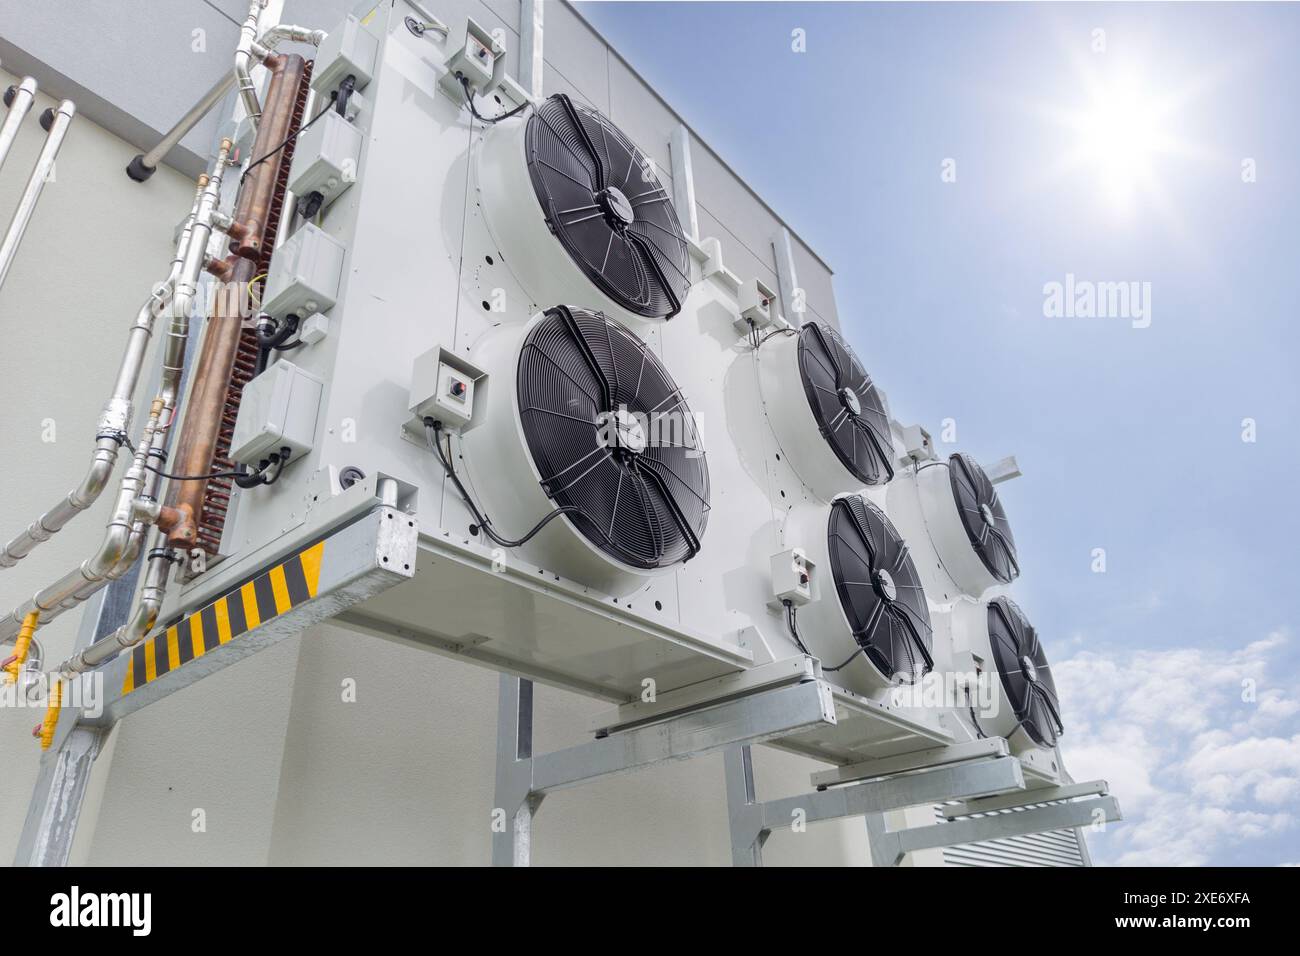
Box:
0;177;207;572
126;71;236;182
0;99;74;294
254;23;327;58
0;139;232;645
234;0;266;131
0;77;38;174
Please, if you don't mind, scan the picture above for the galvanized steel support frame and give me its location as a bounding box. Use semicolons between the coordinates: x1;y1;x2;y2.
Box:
491;671;839;866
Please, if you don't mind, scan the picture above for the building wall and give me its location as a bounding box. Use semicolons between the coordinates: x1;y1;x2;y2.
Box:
0;3;889;865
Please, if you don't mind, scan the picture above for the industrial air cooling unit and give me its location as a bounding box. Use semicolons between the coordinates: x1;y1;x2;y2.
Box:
476;93;693;322
888;451;1020;600
783;494;933;698
458;306;710;596
757;322;895;501
951;596;1063;753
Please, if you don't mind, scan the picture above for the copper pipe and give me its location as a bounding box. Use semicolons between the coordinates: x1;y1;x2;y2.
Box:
164;53;306;550
229;53;303;260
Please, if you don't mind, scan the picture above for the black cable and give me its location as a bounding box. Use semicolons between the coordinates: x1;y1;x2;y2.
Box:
424;420;590;549
783;599;812;657
459;74;529;124
144;464;248;482
822;646;863;673
239;93;337;189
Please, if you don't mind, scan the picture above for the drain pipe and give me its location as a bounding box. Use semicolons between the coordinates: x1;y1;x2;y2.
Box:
0;139;232;644
0;100;75;295
0;77;38;174
0;175;208;571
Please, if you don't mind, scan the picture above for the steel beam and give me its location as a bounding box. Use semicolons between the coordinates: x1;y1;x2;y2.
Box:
727;749;1026;867
493;676;838;866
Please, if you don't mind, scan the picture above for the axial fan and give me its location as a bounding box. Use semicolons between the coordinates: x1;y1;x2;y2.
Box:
886;452;1021;599
460;307;709;595
477;94;692;322
951;597;1063;750
949;453;1019;585
757;322;895;501
780;495;933;696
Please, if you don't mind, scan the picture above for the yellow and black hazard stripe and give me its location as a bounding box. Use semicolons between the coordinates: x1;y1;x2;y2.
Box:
122;540;325;696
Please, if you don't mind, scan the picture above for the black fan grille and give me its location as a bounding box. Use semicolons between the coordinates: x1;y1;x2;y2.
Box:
796;323;894;486
949;452;1020;584
826;496;933;683
986;597;1063;747
517;306;709;569
525;95;691;319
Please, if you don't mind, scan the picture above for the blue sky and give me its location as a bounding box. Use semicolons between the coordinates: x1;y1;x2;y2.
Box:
579;1;1299;866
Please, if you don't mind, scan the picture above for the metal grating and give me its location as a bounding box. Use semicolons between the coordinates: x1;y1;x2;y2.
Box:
935;805;1087;867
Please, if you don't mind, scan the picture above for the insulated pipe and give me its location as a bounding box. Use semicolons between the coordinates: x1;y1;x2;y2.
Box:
0;177;208;571
253;23;328;59
0;99;74;294
234;0;267;132
126;71;236;182
0;139;232;644
0;77;38;174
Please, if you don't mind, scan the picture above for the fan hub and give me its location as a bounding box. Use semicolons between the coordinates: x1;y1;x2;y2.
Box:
873;568;898;602
1020;655;1039;683
979;502;995;526
596;186;635;231
838;387;862;417
599;408;647;456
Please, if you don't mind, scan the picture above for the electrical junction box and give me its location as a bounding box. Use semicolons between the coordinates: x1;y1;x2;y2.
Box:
230;359;324;467
768;548;816;609
405;345;487;434
901;423;935;462
261;223;346;320
735;277;777;334
311;14;378;95
288;109;363;212
439;18;505;100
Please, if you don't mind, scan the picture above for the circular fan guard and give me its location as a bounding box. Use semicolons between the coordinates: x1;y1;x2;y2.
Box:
517;306;710;569
986;597;1063;746
525;95;691;319
797;323;894;486
949;452;1020;584
826;496;933;682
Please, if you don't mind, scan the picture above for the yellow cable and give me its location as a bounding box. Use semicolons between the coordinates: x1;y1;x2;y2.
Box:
247;273;268;309
39;678;61;750
3;611;38;683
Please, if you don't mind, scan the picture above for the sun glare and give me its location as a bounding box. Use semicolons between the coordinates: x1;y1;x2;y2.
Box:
1076;75;1164;207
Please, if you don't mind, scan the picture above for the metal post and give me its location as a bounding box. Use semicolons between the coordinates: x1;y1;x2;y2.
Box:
12;573;136;866
0;77;38;174
492;675;539;866
724;745;765;866
520;0;545;100
126;71;236;182
670;124;699;242
772;226;801;325
0;99;74;293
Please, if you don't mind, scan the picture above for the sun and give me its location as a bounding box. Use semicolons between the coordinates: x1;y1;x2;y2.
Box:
1076;75;1170;206
1075;74;1165;207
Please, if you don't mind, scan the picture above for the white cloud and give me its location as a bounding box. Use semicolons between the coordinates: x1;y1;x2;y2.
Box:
1052;629;1299;866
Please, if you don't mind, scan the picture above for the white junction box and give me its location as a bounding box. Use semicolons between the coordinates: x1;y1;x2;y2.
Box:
440;18;506;99
261;222;346;319
769;548;816;608
735;277;777;334
406;345;487;433
230;359;325;467
288;110;363;211
311;14;378;94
